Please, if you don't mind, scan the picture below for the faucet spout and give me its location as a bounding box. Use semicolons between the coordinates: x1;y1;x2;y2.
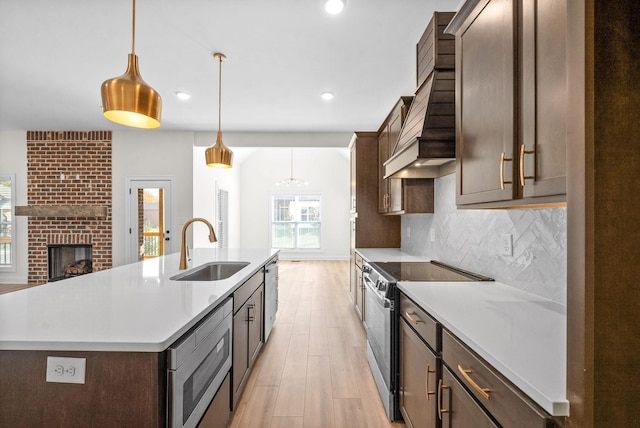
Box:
179;217;217;270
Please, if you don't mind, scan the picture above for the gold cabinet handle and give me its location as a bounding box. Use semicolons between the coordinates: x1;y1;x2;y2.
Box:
518;144;535;186
426;363;436;400
457;364;491;399
405;312;423;324
499;152;513;190
438;378;449;420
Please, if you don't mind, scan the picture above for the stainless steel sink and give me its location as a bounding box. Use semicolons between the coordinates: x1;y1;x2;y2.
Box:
170;261;249;281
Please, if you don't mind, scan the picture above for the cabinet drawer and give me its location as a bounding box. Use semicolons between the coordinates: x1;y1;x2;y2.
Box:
442;329;554;428
233;270;264;314
400;293;439;352
355;253;363;269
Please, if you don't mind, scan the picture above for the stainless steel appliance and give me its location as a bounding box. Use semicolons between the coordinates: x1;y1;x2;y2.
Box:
362;260;492;421
264;257;278;341
167;297;233;428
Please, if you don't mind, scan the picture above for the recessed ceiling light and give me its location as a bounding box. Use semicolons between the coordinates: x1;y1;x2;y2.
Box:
325;0;345;15
175;91;191;100
321;91;335;101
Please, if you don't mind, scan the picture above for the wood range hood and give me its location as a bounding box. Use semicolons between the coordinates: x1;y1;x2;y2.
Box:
384;69;456;180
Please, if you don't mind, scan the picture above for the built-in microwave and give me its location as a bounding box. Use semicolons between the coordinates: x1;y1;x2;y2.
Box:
167;297;233;428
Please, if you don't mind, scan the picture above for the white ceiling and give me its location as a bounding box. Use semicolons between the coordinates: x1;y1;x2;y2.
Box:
0;0;460;137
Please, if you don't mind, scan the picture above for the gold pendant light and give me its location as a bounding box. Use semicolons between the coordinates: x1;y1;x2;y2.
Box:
205;53;233;168
101;0;162;129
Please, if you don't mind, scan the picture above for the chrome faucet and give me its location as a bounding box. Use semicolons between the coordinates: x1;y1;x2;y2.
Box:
179;217;217;270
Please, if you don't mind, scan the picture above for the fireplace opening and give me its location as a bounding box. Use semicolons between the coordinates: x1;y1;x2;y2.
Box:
48;244;93;282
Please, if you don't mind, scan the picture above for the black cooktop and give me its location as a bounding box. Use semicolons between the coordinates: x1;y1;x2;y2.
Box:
370;260;493;282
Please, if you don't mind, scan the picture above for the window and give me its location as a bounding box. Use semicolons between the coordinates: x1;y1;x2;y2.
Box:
271;195;321;250
0;175;14;270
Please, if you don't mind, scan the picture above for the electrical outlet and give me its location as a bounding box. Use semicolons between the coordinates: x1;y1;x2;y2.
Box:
406;227;411;238
500;234;513;257
430;228;436;243
46;356;86;384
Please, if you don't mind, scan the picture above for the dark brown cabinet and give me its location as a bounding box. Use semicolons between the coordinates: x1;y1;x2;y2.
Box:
399;318;439;428
350;132;400;323
353;253;365;321
378;97;412;214
441;329;555;427
439;366;499;428
399;292;557;427
232;271;264;409
198;372;231;428
449;0;567;207
377;98;436;215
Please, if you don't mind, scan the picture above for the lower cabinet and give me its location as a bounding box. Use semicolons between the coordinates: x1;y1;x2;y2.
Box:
399;292;557;428
198;371;231;428
399;318;439;428
441;329;554;428
232;271;264;409
439;366;498;427
353;253;365;323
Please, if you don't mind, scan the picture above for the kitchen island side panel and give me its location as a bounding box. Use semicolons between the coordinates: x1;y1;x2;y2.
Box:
0;350;166;428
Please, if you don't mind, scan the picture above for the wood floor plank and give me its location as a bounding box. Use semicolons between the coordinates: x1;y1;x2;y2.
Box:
303;355;335;428
333;398;367;428
327;326;361;399
229;385;278;428
269;416;304;428
272;333;309;417
253;321;292;387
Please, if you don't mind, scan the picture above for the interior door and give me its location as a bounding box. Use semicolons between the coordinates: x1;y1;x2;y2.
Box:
127;179;173;264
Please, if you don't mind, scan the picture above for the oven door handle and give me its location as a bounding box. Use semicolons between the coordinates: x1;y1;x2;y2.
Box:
363;275;390;308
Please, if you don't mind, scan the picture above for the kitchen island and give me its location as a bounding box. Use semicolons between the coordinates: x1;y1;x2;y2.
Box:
0;248;278;427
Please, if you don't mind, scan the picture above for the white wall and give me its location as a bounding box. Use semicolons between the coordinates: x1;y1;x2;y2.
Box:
111;131;194;267
237;147;350;260
0;131;28;283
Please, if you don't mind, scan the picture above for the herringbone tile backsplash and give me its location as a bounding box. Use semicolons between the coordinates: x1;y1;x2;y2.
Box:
402;174;567;304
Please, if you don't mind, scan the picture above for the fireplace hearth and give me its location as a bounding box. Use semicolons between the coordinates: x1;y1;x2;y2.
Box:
48;244;93;282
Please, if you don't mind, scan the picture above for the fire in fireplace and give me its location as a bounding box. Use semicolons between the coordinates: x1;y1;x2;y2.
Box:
48;244;93;282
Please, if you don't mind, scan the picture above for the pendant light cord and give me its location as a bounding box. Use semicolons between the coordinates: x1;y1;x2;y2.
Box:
131;0;136;54
218;56;222;133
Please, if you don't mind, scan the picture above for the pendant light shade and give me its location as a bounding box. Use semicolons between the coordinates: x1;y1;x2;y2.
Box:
101;0;162;129
206;53;233;168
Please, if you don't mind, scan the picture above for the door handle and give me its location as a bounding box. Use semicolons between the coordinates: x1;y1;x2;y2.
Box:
426;363;436;400
247;303;255;322
438;378;449;420
499;152;513;190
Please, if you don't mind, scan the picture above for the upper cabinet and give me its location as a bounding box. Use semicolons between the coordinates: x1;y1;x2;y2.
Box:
447;0;567;208
378;97;436;215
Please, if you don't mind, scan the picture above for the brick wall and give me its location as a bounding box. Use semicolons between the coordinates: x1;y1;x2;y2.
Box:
26;131;112;284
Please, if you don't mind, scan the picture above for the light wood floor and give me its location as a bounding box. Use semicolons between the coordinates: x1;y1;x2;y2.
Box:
229;260;405;428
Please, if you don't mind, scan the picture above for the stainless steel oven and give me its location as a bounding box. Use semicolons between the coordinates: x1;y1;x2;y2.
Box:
362;260;493;421
167;297;233;428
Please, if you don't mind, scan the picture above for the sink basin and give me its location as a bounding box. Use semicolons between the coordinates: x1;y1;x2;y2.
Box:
171;261;250;281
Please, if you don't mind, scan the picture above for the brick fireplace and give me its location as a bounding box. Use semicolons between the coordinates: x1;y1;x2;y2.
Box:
21;131;113;284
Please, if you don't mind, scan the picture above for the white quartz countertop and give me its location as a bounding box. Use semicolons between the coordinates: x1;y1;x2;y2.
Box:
399;281;568;417
0;248;278;352
355;248;429;263
356;248;568;417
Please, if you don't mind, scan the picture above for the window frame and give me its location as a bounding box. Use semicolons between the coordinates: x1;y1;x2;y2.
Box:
270;193;322;251
0;174;16;272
